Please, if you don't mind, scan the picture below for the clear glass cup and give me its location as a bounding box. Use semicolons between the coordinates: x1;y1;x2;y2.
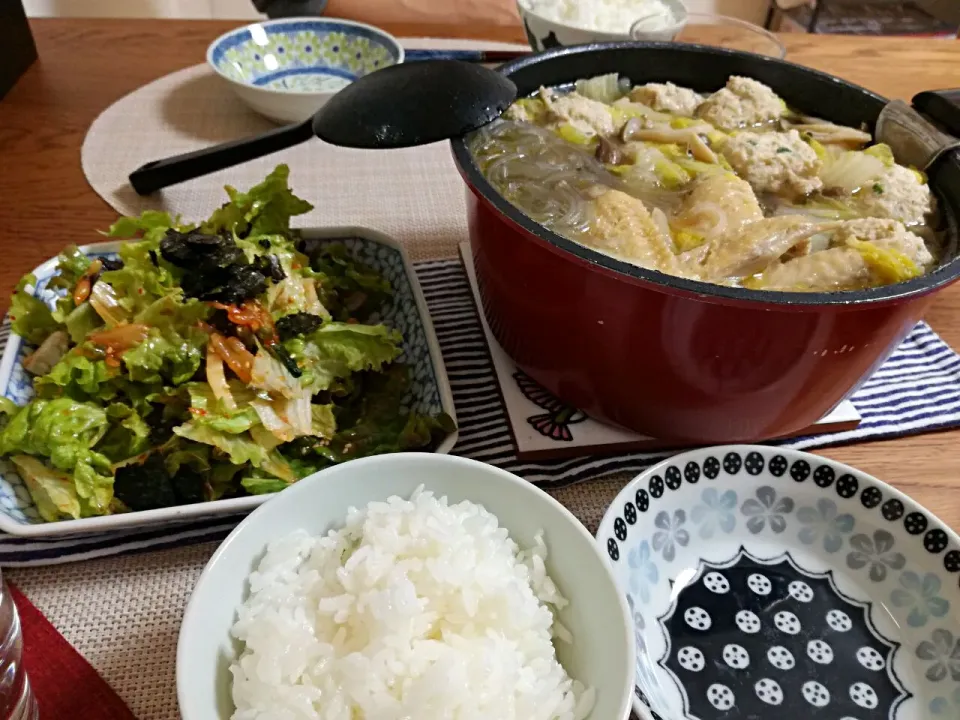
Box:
632;12;787;59
0;575;37;720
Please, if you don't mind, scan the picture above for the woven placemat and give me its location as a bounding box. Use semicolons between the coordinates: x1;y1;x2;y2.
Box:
82;68;459;263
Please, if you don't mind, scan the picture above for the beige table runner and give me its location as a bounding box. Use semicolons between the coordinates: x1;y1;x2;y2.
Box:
10;38;635;720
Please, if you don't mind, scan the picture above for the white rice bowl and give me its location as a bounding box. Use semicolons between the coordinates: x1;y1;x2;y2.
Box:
520;0;678;34
229;487;595;719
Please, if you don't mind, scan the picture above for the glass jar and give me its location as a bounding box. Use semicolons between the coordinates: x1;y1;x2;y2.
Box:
0;575;37;720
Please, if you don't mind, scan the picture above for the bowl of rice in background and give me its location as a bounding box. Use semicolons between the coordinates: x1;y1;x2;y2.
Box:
519;0;688;51
176;453;634;720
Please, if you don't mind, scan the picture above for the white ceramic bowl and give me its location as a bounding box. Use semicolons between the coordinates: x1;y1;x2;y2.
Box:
598;446;960;720
518;0;688;51
207;18;405;124
177;453;635;720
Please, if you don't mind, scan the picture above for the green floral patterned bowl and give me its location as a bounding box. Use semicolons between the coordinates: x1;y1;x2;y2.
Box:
207;18;404;124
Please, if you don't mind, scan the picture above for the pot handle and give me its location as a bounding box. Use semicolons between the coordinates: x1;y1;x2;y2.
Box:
913;89;960;139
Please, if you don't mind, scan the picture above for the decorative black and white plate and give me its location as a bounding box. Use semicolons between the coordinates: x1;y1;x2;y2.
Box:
597;446;960;720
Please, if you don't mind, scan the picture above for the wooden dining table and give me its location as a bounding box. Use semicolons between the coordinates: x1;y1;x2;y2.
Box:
3;17;960;719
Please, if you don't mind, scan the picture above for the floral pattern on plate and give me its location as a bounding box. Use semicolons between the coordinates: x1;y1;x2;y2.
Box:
598;445;960;720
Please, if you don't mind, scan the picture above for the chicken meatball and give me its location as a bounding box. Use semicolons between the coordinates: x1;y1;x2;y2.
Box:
696;76;787;130
722;130;822;197
856;164;934;227
629;82;702;116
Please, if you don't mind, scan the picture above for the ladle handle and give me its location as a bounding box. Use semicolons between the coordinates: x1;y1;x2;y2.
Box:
913;88;960;139
128;119;315;196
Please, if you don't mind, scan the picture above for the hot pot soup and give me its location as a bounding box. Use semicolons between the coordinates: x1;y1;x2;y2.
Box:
470;74;943;292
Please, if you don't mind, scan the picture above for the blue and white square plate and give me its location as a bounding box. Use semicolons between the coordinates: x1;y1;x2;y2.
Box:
0;226;456;538
598;445;960;720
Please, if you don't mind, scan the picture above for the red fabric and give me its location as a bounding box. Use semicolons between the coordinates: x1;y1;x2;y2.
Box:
9;582;137;720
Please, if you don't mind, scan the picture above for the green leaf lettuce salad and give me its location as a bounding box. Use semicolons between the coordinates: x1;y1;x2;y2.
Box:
2;165;454;522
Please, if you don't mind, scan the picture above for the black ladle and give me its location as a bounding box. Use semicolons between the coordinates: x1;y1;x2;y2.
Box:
129;60;518;196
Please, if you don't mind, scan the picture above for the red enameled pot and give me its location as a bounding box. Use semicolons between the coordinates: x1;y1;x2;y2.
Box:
450;43;960;443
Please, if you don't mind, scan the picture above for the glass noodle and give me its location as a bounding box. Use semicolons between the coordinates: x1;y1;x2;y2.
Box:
472;120;688;240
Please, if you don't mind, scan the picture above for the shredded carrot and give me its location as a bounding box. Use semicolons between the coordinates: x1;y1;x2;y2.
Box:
89;324;153;370
72;259;103;306
89;323;150;352
73;277;92;306
209;332;255;384
209;300;278;346
210;301;275;334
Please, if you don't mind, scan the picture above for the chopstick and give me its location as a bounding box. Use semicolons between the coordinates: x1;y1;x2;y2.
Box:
404;49;532;63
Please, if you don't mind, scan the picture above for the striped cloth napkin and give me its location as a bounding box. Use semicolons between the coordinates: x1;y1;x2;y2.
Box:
0;258;958;565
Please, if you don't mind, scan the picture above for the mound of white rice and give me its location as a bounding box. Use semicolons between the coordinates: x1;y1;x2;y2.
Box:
229;488;595;719
521;0;677;34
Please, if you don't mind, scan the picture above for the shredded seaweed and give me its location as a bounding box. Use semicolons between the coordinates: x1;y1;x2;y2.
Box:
276;312;325;341
160;230;278;304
